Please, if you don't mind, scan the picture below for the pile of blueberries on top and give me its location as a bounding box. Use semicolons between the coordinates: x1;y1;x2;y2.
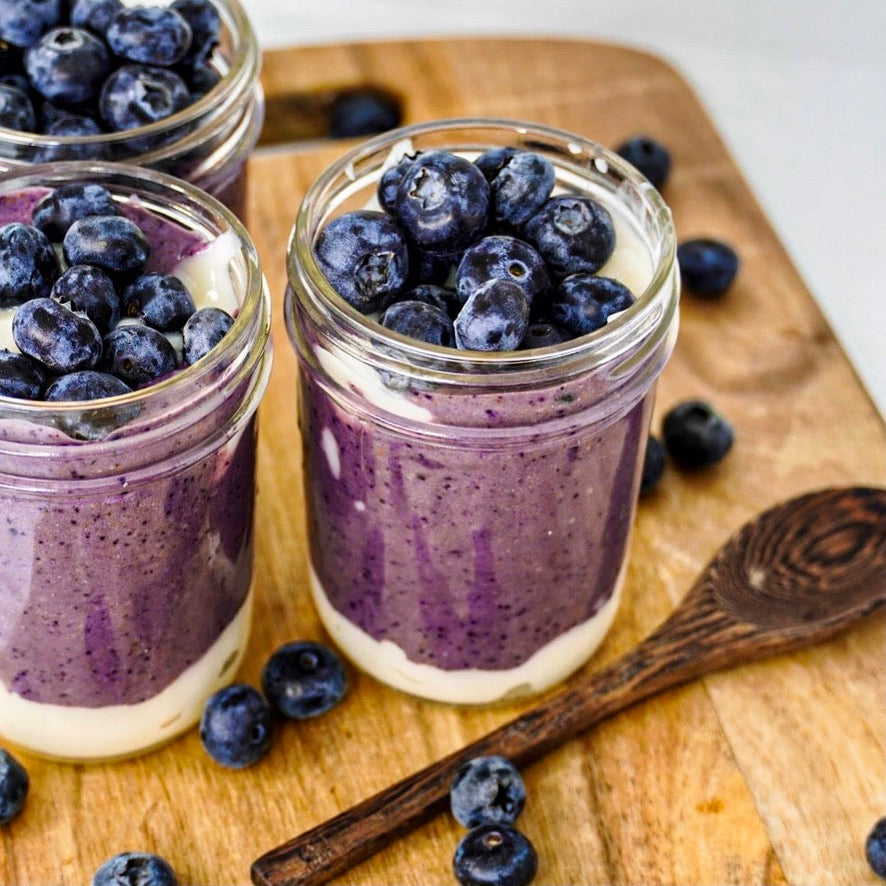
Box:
314;145;639;353
316;138;741;356
0;0;222;155
0;181;234;424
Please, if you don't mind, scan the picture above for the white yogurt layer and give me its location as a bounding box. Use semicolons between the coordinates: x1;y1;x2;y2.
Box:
314;341;435;423
309;562;624;705
172;228;242;315
0;591;252;761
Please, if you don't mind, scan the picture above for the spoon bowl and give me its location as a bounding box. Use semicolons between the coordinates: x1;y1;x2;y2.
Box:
251;485;886;886
709;485;886;630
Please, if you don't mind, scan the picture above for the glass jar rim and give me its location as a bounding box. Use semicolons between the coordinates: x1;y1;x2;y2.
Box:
287;117;678;384
0;0;260;164
0;159;267;427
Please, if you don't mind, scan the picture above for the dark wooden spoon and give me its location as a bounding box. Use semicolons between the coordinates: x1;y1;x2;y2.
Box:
251;485;886;886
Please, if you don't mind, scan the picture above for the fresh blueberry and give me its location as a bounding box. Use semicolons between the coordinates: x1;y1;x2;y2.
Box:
170;0;219;66
381;299;455;348
523;194;615;278
0;0;61;48
452;824;538;886
46;369;136;439
391;150;490;254
33;181;118;241
182;60;219;98
455;234;550;308
261;641;348;720
640;434;666;495
662;399;734;468
51;264;120;334
450;755;526;828
866;817;886;880
0;747;28;824
399;283;461;318
549;273;635;336
100;323;178;387
0;81;35;130
677;237;739;297
35;114;109;161
45;113;103;137
70;0;123;38
328;88;400;139
478;149;555;227
182;305;233;365
455;235;549;311
63;213;150;281
200;682;273;768
39;96;85;128
473;146;519;182
106;6;192;67
518;319;568;350
45;368;131;401
121;273;195;331
314;209;410;313
91;851;177;886
13;296;102;372
377;151;418;215
0;348;48;399
99;63;190;132
0;221;58;307
454;278;529;352
0;73;32;97
615;135;672;190
406;244;459;288
25;26;110;103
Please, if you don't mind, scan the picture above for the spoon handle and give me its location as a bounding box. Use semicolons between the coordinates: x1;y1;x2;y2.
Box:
251;485;886;886
250;586;744;886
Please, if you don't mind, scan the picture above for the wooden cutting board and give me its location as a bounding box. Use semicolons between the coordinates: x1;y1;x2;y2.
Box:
4;38;885;886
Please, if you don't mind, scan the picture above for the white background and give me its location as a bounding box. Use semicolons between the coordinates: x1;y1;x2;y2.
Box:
245;0;886;421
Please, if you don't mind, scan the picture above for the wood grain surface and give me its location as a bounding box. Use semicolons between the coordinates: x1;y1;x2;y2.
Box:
250;487;886;886
4;38;885;886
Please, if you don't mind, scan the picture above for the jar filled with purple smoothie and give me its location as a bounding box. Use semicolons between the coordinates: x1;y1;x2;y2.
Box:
285;119;679;705
0;0;263;217
0;162;271;759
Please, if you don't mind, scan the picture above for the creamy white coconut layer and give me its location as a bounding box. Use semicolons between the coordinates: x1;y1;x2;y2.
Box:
0;591;252;761
172;228;242;314
310;562;624;705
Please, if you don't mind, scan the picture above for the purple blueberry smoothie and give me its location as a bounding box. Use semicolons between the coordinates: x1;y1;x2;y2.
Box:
286;120;679;704
298;362;649;673
0;422;256;706
0;165;271;759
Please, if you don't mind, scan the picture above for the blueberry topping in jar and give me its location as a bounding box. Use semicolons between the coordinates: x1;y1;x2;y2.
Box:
0;221;57;306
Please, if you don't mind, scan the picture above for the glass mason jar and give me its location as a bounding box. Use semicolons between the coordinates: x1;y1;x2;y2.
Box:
0;162;272;760
285;119;679;705
0;0;263;217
